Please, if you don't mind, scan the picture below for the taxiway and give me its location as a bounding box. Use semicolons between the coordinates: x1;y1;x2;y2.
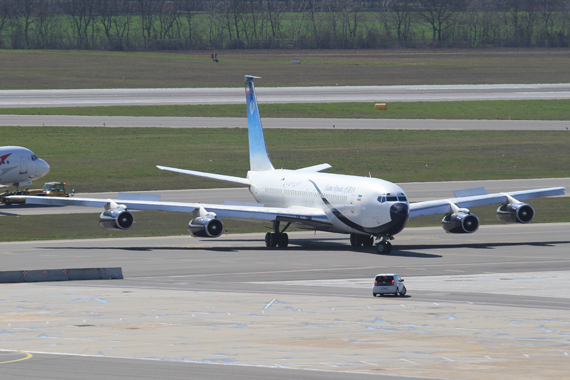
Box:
2;83;570;108
1;223;569;380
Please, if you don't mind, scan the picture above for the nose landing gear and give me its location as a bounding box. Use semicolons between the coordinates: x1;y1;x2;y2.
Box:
376;240;392;254
375;235;393;254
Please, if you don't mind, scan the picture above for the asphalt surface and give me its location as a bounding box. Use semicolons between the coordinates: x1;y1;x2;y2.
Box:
2;83;570;108
1;223;570;380
3;115;570;130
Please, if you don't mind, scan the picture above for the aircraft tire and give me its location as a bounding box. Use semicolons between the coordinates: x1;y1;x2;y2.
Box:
277;233;289;248
376;241;392;254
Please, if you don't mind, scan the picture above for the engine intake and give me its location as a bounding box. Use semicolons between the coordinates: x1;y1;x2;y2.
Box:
496;203;534;224
188;216;224;238
99;209;135;231
442;212;479;234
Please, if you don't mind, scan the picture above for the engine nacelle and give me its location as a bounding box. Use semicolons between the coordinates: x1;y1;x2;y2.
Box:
496;203;535;224
99;209;135;231
442;212;479;234
188;216;224;238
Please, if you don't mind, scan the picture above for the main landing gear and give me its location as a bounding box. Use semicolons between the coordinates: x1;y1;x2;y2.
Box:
265;221;290;248
349;233;393;254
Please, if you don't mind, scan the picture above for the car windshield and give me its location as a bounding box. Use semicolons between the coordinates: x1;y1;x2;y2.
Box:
42;184;55;191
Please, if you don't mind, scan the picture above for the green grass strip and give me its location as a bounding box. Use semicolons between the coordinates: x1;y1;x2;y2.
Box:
3;99;570;120
2;127;570;193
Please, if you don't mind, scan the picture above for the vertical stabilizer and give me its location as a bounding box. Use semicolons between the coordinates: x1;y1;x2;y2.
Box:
245;75;274;172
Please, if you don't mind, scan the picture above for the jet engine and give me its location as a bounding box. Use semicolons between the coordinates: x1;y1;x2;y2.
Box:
188;216;224;238
442;212;479;234
496;202;534;224
99;209;135;230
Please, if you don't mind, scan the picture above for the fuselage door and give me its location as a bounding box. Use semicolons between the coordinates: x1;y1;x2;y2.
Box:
19;156;28;174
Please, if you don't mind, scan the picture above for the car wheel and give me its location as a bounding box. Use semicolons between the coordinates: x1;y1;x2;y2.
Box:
399;286;407;296
373;293;377;297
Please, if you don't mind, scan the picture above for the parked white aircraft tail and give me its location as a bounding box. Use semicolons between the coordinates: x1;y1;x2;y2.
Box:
18;76;565;253
0;146;50;189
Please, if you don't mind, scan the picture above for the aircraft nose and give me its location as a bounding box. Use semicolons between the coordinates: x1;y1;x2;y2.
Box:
38;159;50;178
388;202;409;235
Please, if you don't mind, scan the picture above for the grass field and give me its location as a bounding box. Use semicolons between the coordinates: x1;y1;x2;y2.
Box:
3;99;570;120
1;49;570;89
2;127;569;193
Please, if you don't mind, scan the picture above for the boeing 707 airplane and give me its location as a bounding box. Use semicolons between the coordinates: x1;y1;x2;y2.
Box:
18;76;565;253
0;146;50;189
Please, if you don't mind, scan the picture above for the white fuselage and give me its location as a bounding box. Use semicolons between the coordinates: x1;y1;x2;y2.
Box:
0;146;50;187
247;169;409;236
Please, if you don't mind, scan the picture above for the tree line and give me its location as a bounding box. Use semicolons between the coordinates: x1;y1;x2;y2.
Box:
1;0;569;51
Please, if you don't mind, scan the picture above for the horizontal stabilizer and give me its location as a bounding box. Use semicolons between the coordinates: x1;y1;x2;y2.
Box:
453;187;488;198
296;163;332;172
157;165;250;186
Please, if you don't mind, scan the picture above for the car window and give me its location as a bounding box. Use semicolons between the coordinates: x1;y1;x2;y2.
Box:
375;275;394;285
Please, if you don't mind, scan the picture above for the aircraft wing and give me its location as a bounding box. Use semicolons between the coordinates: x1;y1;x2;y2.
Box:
409;187;565;218
19;196;331;224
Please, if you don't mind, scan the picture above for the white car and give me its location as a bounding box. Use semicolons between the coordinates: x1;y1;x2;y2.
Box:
373;273;406;297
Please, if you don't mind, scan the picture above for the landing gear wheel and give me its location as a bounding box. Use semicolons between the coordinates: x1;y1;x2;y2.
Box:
350;234;361;247
364;236;374;247
266;232;287;248
277;233;289;248
376;241;392;254
265;232;278;247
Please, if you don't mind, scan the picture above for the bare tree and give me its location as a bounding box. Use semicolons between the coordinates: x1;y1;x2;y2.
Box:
264;0;285;40
306;0;325;40
13;0;36;48
178;0;200;42
96;0;133;50
418;0;466;42
537;0;563;41
33;0;59;48
0;0;12;39
138;0;161;47
339;0;363;41
64;0;96;48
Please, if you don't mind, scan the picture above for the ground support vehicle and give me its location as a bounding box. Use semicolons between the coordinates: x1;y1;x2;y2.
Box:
372;274;406;297
2;182;72;205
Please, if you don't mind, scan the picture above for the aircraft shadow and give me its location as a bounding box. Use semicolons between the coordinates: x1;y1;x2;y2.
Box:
39;239;569;259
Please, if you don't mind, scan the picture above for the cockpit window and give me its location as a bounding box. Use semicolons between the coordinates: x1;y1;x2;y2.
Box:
377;196;385;203
31;155;38;161
398;196;407;202
387;196;397;202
